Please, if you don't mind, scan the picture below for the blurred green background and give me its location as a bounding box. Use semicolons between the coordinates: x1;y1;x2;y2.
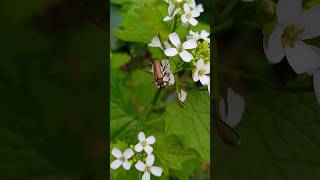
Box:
212;0;320;180
0;0;107;179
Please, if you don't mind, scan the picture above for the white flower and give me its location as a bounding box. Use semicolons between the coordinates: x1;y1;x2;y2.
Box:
134;132;156;154
192;59;210;85
264;0;320;74
163;4;180;22
161;59;175;86
185;0;203;14
181;3;200;26
148;36;171;51
164;32;197;62
178;89;187;102
219;88;245;127
135;154;163;180
187;30;210;43
110;148;134;170
163;0;182;4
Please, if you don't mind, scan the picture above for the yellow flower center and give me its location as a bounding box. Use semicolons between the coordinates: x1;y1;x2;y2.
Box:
145;166;151;172
120;156;126;162
281;24;304;48
186;13;192;19
141;141;147;147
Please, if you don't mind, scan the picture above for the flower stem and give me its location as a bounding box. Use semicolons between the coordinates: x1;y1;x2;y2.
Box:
137;89;162;133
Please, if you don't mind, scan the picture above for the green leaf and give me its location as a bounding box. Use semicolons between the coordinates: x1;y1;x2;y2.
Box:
110;52;130;69
110;73;136;140
164;90;210;162
116;2;169;43
152;132;197;175
170;159;203;180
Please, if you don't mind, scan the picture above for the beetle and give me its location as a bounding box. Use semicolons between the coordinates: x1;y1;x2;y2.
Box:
152;60;167;88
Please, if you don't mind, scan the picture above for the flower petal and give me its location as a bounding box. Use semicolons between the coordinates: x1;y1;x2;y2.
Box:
200;30;209;39
169;32;181;47
219;98;226;121
264;28;285;64
192;70;199;82
182;39;197;49
144;145;154;155
225;88;245;127
146;136;156;144
197;4;204;13
178;89;187;102
179;50;193;62
122;160;131;170
188;18;198;26
138;131;146;141
313;70;320;104
207;83;210;94
123;148;134;159
110;159;122;170
163;16;173;22
183;3;190;12
151;166;163;177
285;41;320;74
276;0;302;25
196;59;205;69
168;4;174;15
199;75;210;85
111;148;122;158
146;154;155;166
165;48;178;57
134;143;143;152
135;161;146;172
142;172;151;180
205;63;210;74
181;14;188;24
300;5;320;40
148;37;161;47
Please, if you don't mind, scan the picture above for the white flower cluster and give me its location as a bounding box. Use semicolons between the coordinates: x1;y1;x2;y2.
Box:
148;0;210;103
163;0;203;26
111;132;163;180
264;0;320;104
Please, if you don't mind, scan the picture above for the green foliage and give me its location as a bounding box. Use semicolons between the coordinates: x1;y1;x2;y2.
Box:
116;2;169;43
165;90;210;162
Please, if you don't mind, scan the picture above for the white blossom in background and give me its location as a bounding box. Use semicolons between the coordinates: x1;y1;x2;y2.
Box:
135;154;163;180
178;89;187;102
148;36;171;51
264;0;320;74
192;59;210;85
187;30;210;43
181;4;200;26
134;132;156;154
165;32;197;62
163;4;180;22
219;88;245;127
110;148;134;170
310;69;320;104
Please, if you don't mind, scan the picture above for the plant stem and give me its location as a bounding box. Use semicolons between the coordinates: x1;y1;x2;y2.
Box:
137;89;162;132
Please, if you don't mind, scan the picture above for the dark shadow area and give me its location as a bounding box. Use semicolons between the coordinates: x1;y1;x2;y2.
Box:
0;0;107;179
